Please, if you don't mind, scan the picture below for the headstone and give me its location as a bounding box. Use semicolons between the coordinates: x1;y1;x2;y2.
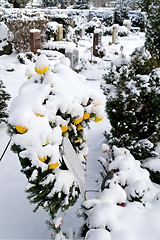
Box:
79;25;85;37
36;12;44;18
93;28;102;56
65;47;79;70
30;29;41;54
123;19;131;31
56;24;63;41
112;25;118;44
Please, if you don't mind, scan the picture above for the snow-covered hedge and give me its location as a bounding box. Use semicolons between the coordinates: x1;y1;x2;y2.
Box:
6;18;47;53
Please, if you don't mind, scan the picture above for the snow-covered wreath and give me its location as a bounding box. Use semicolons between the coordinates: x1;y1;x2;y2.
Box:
8;54;104;235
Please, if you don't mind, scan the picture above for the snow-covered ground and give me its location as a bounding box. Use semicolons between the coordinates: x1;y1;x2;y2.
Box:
1;31;160;239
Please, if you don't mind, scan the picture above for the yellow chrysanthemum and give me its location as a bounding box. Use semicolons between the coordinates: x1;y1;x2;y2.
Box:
35;113;44;117
94;117;103;122
83;153;88;158
15;125;28;134
83;112;90;120
73;118;83;125
38;156;47;162
49;162;59;169
61;125;69;133
74;137;81;143
77;124;83;131
35;66;49;75
94;103;99;107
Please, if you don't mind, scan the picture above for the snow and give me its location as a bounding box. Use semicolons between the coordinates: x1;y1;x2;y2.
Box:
30;28;41;33
0;13;160;240
85;229;111;240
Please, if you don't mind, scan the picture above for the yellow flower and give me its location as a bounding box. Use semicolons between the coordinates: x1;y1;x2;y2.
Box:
83;153;88;158
74;137;81;143
35;113;44;117
35;66;49;75
94;103;99;107
73;118;83;125
77;124;83;131
61;125;69;133
49;162;59;169
94;117;103;122
38;156;47;162
83;112;90;120
15;125;28;134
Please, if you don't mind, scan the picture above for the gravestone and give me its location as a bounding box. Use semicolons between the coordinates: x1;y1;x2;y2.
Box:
36;12;44;19
79;25;85;37
65;47;79;70
123;19;131;31
93;29;102;56
112;25;118;44
56;25;63;41
30;29;41;54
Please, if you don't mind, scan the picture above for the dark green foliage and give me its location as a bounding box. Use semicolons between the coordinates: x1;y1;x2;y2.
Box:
9;139;79;218
73;0;89;9
42;0;58;7
114;1;129;25
17;52;35;64
130;12;146;32
148;169;160;185
145;0;160;64
102;58;160;160
0;79;10;124
129;47;159;75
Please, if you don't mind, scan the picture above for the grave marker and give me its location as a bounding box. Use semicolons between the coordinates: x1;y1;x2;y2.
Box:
30;29;41;54
56;24;63;41
112;25;118;44
93;28;102;56
65;47;79;70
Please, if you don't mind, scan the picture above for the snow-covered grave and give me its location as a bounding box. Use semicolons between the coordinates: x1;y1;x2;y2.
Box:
0;16;160;239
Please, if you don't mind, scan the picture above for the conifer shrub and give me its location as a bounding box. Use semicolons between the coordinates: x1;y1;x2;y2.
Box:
145;0;160;65
101;54;160;161
0;79;10;124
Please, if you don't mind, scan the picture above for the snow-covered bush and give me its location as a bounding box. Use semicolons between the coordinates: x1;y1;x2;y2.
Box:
130;11;146;32
114;1;130;26
0;21;12;55
101;52;160;162
73;0;89;9
104;25;128;37
129;47;159;75
17;52;36;64
45;21;59;41
8;54;104;233
118;25;128;37
145;0;160;64
82;145;159;239
103;26;112;36
0;79;10;124
47;14;69;39
85;17;101;34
